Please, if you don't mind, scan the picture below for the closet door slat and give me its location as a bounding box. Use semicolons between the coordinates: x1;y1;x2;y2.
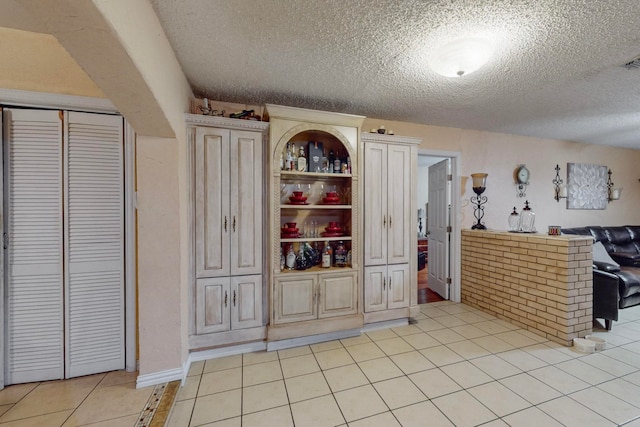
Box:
64;111;125;378
4;109;64;384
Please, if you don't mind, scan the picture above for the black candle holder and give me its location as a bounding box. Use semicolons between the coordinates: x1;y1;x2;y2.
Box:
470;173;488;230
471;186;487;229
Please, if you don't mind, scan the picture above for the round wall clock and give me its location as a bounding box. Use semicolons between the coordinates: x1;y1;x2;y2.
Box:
516;165;529;184
515;164;529;197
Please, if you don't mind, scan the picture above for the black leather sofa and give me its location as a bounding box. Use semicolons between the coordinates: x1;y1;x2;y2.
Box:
562;226;640;329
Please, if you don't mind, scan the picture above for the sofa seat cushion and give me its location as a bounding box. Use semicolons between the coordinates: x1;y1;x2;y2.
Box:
611;252;640;267
617;267;640;298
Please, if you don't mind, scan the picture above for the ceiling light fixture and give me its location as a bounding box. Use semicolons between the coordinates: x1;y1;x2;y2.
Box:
428;38;494;77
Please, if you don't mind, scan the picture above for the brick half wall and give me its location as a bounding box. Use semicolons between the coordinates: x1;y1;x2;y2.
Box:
461;230;593;345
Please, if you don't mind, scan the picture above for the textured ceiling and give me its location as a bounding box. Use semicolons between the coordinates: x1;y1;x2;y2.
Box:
150;0;640;149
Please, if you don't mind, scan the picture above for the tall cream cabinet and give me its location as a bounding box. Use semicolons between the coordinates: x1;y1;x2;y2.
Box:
265;105;365;346
186;114;268;350
362;132;421;324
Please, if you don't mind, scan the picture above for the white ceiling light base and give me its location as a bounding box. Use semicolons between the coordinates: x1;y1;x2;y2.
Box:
428;38;494;77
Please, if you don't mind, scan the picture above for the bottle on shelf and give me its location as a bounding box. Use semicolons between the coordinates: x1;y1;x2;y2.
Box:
333;148;341;173
286;143;295;171
297;145;307;172
328;149;335;173
322;242;332;268
334;241;347;267
291;143;298;171
322;148;329;172
285;244;296;270
280;246;285;270
296;244;308;270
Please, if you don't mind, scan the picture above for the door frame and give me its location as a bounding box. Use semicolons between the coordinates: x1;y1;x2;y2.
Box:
0;89;137;382
417;148;461;302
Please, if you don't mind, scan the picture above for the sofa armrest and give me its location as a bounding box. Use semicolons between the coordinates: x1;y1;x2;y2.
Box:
610;252;640;267
593;260;621;272
593;269;620;322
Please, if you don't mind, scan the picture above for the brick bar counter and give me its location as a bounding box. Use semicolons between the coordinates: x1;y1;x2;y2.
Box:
461;229;593;345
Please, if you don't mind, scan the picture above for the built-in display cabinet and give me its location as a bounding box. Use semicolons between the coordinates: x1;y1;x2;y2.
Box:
265;105;365;344
186;114;269;350
362;132;421;324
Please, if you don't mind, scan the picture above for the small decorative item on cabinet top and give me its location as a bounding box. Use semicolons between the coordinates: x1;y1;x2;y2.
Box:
508;207;520;232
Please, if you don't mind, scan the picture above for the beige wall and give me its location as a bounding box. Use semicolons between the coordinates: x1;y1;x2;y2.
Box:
363;118;640;232
0;27;104;97
136;136;185;373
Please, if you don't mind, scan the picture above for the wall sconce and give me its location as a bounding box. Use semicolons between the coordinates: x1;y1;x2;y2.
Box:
607;169;623;202
428;38;494;77
552;164;567;202
470;173;488;230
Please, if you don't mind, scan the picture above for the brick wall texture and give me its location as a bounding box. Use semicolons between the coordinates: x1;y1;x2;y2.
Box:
461;230;593;345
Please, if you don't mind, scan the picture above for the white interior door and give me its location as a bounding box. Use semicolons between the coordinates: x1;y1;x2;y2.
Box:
4;109;64;384
428;159;450;299
64;111;124;378
0;110;2;391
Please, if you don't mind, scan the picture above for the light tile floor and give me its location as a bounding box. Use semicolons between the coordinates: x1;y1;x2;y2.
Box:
4;301;640;426
168;301;640;427
0;370;155;426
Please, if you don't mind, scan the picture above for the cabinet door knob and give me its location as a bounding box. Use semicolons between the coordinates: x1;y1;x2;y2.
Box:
383;277;386;290
224;291;228;307
224;216;228;232
389;216;392;227
233;216;236;232
389;277;392;288
233;290;236;307
383;215;386;228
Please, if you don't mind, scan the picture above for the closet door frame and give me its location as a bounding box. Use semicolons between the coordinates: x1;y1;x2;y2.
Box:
0;89;137;390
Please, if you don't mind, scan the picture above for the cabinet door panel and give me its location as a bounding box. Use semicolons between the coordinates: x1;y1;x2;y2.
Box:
364;143;387;265
387;145;411;264
388;264;410;309
274;275;316;324
231;275;262;330
364;266;387;312
318;272;357;318
196;278;231;334
196;127;230;277
230;130;262;275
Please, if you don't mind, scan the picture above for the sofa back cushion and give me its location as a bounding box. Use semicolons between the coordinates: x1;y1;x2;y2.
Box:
593;241;620;270
606;227;637;254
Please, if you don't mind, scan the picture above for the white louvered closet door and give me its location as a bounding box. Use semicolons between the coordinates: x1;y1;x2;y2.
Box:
4;109;64;384
64;112;124;378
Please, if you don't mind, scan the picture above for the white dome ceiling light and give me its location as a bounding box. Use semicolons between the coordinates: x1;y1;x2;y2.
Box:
428;38;494;77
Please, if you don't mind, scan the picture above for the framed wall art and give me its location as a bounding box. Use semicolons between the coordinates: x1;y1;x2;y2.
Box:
566;163;608;210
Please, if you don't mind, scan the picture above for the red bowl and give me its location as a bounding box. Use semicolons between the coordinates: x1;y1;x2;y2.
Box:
292;191;304;197
328;222;338;227
285;222;297;228
325;226;342;232
326;191;338;198
282;227;299;233
289;196;308;202
323;197;340;203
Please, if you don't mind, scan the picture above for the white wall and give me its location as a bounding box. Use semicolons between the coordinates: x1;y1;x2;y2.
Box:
364;118;640;232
